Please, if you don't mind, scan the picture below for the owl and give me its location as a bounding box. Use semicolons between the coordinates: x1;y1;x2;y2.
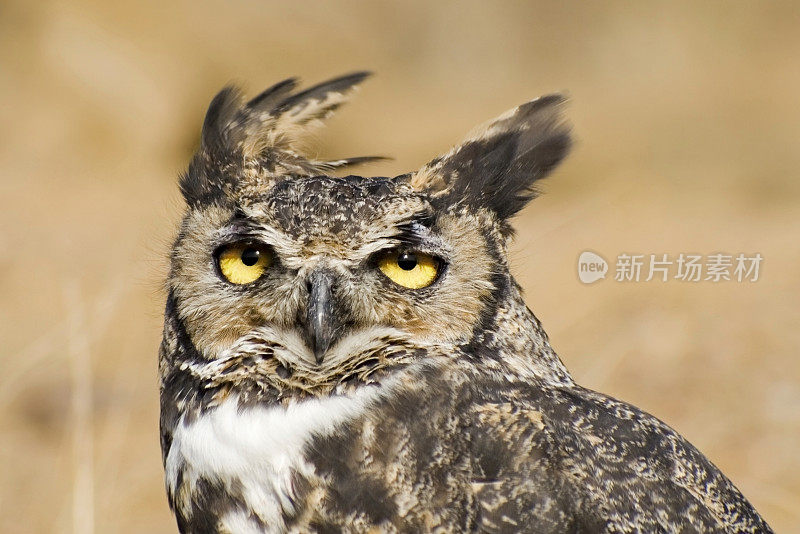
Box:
159;72;772;533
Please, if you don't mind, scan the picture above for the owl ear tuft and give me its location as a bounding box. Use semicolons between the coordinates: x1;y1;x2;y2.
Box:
180;72;384;205
409;94;571;220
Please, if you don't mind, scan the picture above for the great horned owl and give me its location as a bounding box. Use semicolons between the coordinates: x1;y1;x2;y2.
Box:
159;72;772;533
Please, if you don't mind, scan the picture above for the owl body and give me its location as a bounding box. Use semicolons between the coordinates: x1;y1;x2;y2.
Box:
160;73;772;533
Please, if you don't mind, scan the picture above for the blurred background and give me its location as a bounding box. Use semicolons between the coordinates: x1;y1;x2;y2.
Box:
1;1;798;532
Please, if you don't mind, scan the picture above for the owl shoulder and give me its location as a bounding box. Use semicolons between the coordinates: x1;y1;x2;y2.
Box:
462;379;770;532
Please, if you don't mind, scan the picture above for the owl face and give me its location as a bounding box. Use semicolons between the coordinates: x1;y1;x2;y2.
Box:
171;175;497;370
167;73;569;389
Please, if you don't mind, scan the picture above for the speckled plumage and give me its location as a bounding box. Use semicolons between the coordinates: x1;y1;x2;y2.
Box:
159;73;772;533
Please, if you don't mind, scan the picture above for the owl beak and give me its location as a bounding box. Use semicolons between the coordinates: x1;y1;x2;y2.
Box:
305;270;339;364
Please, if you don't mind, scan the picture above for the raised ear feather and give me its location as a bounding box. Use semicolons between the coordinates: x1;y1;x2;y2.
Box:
233;71;374;158
409;94;571;219
180;72;385;205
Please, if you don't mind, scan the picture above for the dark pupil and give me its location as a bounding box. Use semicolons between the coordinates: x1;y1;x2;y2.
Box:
397;251;418;270
241;248;260;266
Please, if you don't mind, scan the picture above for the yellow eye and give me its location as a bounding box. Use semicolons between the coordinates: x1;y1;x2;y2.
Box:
378;250;440;289
217;244;272;285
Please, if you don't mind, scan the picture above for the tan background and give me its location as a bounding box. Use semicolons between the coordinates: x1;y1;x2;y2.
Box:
1;1;798;532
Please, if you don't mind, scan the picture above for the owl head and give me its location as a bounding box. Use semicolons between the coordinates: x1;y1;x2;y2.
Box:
166;72;570;396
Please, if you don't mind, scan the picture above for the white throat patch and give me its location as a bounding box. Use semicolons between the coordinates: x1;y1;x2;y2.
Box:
165;385;385;529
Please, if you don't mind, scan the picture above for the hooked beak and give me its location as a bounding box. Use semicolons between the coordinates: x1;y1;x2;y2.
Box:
305;270;341;364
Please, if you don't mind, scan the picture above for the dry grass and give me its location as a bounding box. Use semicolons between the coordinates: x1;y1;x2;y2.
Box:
0;1;798;532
